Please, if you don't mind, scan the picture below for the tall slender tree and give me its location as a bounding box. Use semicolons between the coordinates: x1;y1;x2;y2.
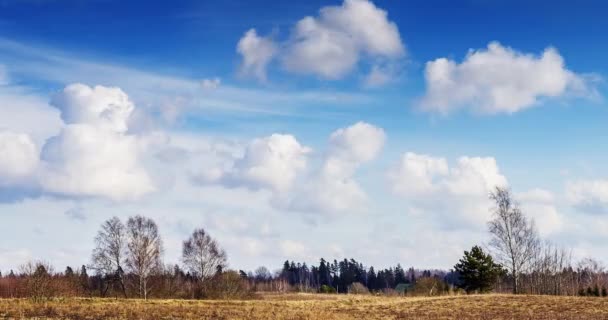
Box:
488;187;540;294
90;217;127;297
125;215;163;300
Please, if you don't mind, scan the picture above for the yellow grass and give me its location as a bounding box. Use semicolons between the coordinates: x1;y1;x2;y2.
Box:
2;293;608;319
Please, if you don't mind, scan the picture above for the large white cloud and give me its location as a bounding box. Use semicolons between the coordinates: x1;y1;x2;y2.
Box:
39;124;154;201
388;152;508;226
37;84;155;201
194;122;385;216
0;130;39;185
236;29;277;82
199;134;311;192
566;179;608;214
421;42;594;114
50;83;134;132
282;0;404;80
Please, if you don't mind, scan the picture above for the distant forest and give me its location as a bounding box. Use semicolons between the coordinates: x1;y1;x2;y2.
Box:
2;187;608;300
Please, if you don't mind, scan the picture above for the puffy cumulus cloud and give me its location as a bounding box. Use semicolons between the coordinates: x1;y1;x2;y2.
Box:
201;77;221;90
566;179;608;214
0;130;39;185
421;42;595;114
34;83;155;201
282;0;404;80
327;121;386;165
388;152;448;195
39;124;155;201
388;153;508;226
285;122;385;215
50;83;134;133
237;29;277;82
199;134;311;192
444;157;508;196
388;153;506;197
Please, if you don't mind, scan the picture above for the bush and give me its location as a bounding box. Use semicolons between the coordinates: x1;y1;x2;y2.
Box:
320;285;336;294
410;277;450;297
202;271;254;299
347;282;369;295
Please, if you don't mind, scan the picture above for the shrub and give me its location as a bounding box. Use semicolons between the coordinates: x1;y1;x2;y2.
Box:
347;282;369;295
410;277;450;297
320;285;336;294
202;271;254;299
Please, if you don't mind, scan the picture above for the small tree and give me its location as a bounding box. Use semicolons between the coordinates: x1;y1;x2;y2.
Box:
91;217;127;298
348;282;369;295
454;246;503;293
182;228;227;281
488;187;540;294
125;215;163;300
20;261;55;302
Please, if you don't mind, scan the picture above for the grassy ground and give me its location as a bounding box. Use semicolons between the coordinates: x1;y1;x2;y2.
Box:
2;293;608;319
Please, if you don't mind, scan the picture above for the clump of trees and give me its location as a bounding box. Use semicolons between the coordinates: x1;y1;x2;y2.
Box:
3;186;608;300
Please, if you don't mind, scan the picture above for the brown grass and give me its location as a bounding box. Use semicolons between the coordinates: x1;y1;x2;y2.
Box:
1;293;608;319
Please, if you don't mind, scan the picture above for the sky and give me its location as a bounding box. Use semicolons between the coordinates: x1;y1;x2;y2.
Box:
1;0;608;273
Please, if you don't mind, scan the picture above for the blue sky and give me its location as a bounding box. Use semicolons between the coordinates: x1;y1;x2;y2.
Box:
0;0;608;273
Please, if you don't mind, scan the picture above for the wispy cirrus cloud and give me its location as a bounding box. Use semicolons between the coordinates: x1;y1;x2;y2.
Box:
0;37;374;126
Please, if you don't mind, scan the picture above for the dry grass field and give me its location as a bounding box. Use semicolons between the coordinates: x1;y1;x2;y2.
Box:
2;293;608;319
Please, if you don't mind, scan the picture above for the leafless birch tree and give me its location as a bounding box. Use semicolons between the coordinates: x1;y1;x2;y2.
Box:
182;228;227;281
91;217;127;297
125;215;163;300
488;187;540;294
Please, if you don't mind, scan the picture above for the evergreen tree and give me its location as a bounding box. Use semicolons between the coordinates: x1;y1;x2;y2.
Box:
395;264;407;284
454;246;503;293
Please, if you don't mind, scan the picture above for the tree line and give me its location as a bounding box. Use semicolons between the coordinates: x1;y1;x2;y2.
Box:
2;187;608;300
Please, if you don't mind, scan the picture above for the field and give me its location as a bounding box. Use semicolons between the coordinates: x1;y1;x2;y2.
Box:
2;294;608;319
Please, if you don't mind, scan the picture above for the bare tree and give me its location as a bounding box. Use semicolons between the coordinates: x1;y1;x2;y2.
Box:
125;215;163;300
90;217;127;297
488;187;540;294
20;261;55;302
182;228;227;281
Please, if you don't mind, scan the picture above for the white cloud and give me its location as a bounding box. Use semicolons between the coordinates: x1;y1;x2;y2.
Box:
566;179;608;214
237;29;277;82
39;124;155;201
201;77;221;90
199;134;311;192
0;130;38;185
388;152;448;195
282;0;404;80
192;122;384;217
327;121;386;165
388;153;508;226
51;83;134;133
421;42;596;114
285;122;385;215
37;84;155;201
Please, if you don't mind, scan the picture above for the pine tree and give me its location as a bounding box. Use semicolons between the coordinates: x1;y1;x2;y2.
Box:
454;245;504;293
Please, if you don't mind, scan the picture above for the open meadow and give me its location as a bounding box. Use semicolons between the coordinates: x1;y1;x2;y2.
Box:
2;294;608;320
